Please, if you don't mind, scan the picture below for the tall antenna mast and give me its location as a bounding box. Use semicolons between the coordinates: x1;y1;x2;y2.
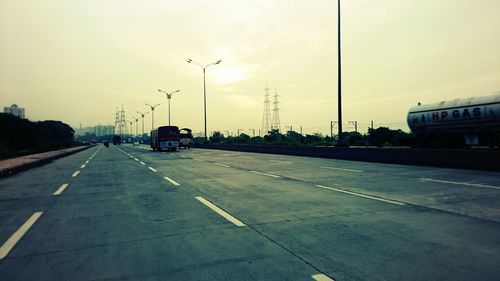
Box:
261;84;272;135
271;89;281;133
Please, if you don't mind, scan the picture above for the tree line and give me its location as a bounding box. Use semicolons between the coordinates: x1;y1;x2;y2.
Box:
0;113;75;159
198;127;413;147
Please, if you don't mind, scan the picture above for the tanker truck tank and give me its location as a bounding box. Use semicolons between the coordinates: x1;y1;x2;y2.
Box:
407;92;500;146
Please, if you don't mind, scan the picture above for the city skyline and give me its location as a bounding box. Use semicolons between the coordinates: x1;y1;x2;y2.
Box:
1;0;499;135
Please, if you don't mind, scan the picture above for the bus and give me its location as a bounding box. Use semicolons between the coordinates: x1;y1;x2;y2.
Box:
179;128;193;149
150;126;180;151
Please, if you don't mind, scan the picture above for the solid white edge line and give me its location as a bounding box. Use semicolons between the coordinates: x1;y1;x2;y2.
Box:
195;196;245;227
270;160;292;164
316;185;405;206
0;212;43;259
72;171;80;177
164;176;180;186
214;163;231;168
311;274;335;281
250;170;281;178
148;167;158;172
420;178;500;190
53;183;69;196
320;166;363;173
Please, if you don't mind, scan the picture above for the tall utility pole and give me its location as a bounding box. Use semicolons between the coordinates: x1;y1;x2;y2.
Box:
330;121;338;139
158;89;180;126
145;103;160;131
261;84;272;135
249;129;255;137
186;58;222;142
337;0;343;145
137;111;149;141
349;121;358;132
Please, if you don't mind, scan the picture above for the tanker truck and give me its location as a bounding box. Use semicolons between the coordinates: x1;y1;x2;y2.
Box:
407;92;500;147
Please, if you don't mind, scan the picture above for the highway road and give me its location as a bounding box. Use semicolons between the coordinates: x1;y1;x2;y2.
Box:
0;144;499;281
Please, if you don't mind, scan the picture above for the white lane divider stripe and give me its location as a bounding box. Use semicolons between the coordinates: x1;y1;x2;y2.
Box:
311;274;335;281
85;160;89;164
80;164;86;169
214;163;231;168
195;196;245;227
164;176;180;186
139;161;146;165
420;178;500;190
148;167;158;172
250;170;281;178
0;212;43;259
320;166;362;173
72;171;80;177
53;183;69;196
134;158;139;161
316;185;405;206
193;159;204;162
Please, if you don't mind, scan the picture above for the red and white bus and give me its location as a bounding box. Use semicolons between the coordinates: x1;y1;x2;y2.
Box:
150;126;180;151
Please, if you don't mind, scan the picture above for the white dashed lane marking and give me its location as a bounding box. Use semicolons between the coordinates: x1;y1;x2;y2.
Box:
250;171;281;178
420;178;500;190
195;196;245;227
164;176;180;186
316;184;405;206
0;212;44;259
53;183;69;196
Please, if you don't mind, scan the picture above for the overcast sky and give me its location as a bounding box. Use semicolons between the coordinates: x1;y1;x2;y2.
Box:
1;0;499;135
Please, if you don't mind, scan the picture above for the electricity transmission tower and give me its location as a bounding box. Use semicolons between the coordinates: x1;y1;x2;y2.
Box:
261;84;272;135
114;105;128;138
271;89;281;132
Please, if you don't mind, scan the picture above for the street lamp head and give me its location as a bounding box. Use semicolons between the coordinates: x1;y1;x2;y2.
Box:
186;58;192;63
215;59;222;64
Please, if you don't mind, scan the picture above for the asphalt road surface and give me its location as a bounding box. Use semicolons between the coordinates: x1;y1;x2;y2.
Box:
1;144;499;281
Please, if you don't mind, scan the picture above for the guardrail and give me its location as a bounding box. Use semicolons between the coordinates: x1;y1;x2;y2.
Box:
194;144;500;171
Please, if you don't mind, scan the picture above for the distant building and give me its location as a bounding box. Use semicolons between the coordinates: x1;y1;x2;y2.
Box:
75;125;114;136
3;104;25;119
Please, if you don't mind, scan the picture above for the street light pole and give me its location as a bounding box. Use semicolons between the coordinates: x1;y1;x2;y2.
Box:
337;0;343;146
135;118;139;136
186;58;222;142
137;111;149;142
145;103;160;132
158;89;180;126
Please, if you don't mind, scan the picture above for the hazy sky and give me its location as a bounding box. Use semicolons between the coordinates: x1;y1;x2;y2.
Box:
1;0;499;135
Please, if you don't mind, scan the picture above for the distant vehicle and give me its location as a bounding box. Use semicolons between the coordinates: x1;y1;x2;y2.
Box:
133;141;139;146
408;93;500;147
150;126;180;151
112;135;121;145
103;140;109;147
179;128;193;149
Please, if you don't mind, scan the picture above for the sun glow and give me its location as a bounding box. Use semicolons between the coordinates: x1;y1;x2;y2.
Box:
213;67;246;84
